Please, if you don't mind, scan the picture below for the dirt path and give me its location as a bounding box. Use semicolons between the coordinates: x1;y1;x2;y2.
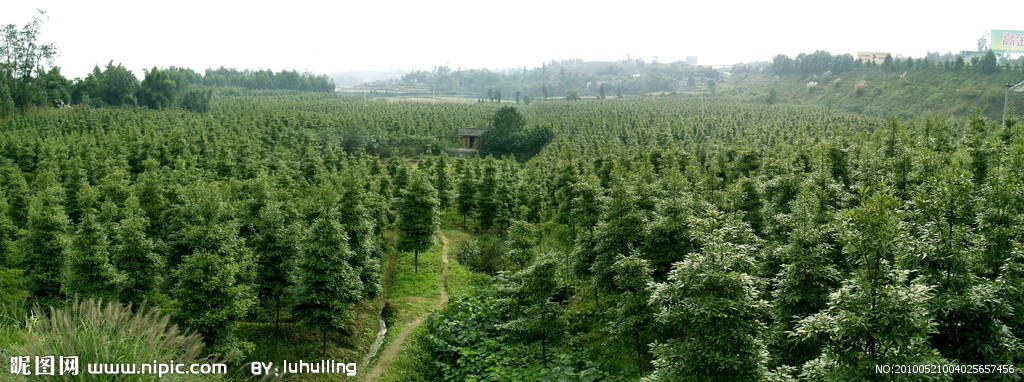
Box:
364;233;449;381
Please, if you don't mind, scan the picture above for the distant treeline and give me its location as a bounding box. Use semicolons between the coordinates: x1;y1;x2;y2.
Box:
168;67;336;93
2;62;336;115
369;58;723;99
1;12;335;116
733;50;1023;76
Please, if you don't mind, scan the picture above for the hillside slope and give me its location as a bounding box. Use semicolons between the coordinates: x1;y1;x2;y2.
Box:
728;67;1024;120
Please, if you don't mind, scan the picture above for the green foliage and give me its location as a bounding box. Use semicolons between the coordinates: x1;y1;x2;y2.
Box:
179;87;212;113
474;159;501;228
293;210;361;340
0;12;57;80
796;191;949;380
0;192;17;266
87;61;138;106
455;236;480;266
424;278;607;382
396;170;439;271
109;195;161;304
0;267;27;306
504;220;538;269
433;156;452;208
999;245;1024;346
482;105;526;154
0;162;28;227
0;11;58;111
979;50;998;74
498;256;567;360
556;173;603;235
767;178;842;368
336;173;382;299
798;275;949;381
167;185;256;358
200;67;334;91
609;253;655;372
62;212;125;300
37;67;72;107
0;81;15;118
171;248;255;359
17;171;71;303
239;177;302;327
583;182;654;286
645;212;769;382
138;66;178;109
455;160;478;222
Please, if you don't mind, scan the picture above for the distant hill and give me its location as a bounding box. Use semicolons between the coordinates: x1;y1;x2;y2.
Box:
351;58;721;99
329;70;409;86
726;54;1024;121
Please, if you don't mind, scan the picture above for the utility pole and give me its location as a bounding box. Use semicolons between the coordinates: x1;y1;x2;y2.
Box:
1005;82;1013;127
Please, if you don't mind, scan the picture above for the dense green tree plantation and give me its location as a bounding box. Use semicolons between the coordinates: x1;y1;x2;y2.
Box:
1;67;1024;381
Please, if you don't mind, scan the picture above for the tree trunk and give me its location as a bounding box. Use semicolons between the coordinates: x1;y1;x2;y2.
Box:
634;327;644;375
275;294;281;333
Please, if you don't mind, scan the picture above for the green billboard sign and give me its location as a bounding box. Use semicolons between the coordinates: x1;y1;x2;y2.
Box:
992;30;1024;52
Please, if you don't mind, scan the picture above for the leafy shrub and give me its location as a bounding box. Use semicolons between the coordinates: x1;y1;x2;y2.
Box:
481;106;553;159
855;80;868;97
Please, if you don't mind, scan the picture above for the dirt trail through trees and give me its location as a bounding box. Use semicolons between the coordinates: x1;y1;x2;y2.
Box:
364;233;449;381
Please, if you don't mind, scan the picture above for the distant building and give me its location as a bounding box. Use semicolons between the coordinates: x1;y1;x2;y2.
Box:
686;56;698;65
857;51;891;64
458;128;484;150
448;128;485;157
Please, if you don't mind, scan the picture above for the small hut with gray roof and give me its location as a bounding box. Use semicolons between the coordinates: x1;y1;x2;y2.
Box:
458;128;484;150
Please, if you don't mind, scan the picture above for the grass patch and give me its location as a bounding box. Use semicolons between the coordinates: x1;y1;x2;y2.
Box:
439;208;477;232
388;244;443;300
443;230;490;297
378;325;432;382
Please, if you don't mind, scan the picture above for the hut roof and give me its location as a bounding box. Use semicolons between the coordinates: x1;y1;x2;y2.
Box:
458;128;485;137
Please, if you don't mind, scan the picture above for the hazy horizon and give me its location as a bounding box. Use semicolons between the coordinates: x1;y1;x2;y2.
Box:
4;0;1021;79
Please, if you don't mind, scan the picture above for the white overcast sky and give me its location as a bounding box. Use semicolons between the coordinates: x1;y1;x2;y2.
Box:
3;0;1021;79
